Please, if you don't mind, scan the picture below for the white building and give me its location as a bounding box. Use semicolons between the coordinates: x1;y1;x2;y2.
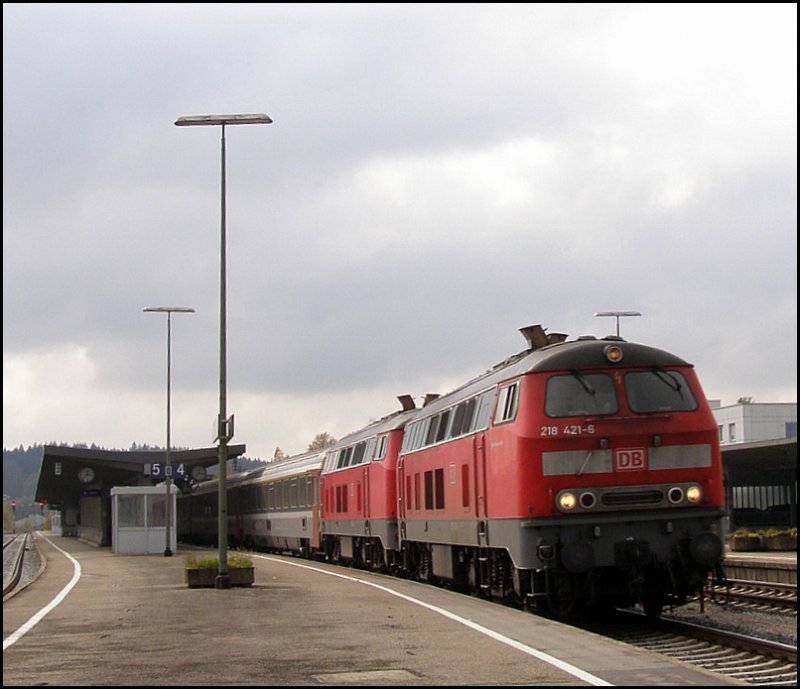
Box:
710;399;797;446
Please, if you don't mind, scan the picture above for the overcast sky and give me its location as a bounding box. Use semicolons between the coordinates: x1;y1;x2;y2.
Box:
3;3;797;461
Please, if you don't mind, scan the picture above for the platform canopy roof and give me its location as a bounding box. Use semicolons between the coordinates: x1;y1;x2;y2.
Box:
35;444;246;507
721;437;796;485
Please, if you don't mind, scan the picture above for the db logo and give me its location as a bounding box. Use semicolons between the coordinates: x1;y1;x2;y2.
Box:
614;448;647;471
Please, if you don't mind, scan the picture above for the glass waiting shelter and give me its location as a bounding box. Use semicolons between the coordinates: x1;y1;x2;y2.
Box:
111;485;178;554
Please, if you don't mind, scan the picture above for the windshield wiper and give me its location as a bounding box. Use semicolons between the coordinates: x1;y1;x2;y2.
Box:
651;367;684;397
572;369;596;396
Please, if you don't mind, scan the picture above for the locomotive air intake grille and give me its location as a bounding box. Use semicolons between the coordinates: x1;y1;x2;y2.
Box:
601;489;663;506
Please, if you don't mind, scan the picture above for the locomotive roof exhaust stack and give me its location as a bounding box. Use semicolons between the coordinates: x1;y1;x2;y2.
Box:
398;395;416;411
519;324;550;350
423;393;440;407
547;333;568;345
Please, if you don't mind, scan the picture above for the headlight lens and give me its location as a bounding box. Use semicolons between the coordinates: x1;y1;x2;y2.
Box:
558;492;577;511
686;485;703;503
604;344;623;363
668;487;684;504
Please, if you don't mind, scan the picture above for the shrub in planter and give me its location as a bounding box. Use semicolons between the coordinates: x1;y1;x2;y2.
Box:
762;528;797;552
184;553;255;588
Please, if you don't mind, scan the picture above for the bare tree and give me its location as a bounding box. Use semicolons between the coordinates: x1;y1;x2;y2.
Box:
272;447;288;462
308;432;337;451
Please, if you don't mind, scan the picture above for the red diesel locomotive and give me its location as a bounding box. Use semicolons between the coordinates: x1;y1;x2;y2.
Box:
177;325;726;617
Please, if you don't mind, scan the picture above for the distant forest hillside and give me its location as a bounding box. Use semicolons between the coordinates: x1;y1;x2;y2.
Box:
2;443;265;520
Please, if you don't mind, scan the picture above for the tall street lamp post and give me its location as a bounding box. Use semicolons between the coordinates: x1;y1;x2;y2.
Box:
143;306;195;556
593;311;642;338
175;113;272;588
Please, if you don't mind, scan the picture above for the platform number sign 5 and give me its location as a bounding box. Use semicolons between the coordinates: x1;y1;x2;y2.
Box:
614;447;647;471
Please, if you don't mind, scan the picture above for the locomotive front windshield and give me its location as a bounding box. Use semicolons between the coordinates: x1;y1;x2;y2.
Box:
544;368;699;417
545;373;617;417
624;369;697;413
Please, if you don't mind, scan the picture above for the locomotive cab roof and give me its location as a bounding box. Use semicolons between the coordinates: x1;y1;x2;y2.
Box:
414;326;693;419
526;337;691;372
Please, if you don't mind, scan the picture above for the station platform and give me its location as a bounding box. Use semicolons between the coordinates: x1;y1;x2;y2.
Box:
4;533;750;686
722;547;797;584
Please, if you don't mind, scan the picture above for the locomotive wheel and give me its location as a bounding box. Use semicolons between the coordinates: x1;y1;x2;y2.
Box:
641;592;664;618
547;574;577;617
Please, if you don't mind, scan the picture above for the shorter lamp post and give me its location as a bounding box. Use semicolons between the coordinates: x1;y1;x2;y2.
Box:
593;311;641;337
144;306;195;556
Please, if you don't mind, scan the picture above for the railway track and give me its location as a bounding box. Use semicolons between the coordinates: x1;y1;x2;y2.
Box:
704;578;797;613
586;608;797;686
3;533;30;597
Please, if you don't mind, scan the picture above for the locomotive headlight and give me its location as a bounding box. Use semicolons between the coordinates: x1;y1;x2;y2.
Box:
604;344;624;363
668;487;684;504
686;485;703;503
558;492;577;511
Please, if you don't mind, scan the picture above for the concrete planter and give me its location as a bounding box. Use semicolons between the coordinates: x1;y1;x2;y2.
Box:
185;566;255;588
764;535;796;551
729;535;762;552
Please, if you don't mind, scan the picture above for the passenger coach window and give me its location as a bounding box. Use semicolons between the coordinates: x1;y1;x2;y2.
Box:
545;373;617;417
624;370;697;413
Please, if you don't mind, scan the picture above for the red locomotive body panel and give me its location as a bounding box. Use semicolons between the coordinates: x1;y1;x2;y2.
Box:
480;367;725;521
321;428;402;523
399;434;484;518
320;409;416;560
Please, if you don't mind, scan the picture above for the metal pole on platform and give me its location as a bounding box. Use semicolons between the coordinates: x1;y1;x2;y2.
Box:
143;306;195;556
175;113;271;587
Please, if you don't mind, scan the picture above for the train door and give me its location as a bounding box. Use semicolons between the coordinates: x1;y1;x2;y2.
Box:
397;457;406;520
474;432;488;519
362;465;370;518
311;475;321;549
